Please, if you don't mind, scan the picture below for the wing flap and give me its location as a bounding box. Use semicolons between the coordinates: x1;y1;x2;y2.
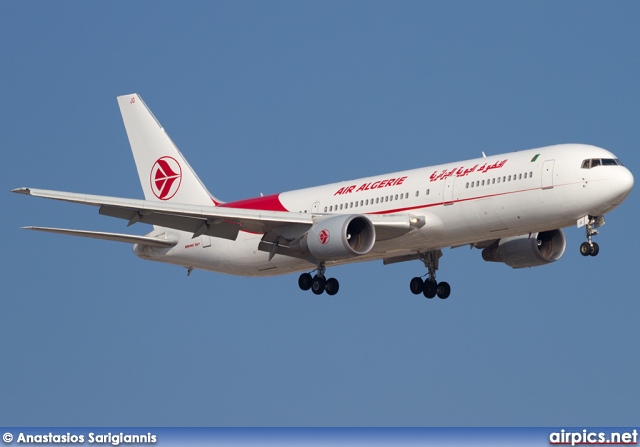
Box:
23;226;178;247
98;205;241;240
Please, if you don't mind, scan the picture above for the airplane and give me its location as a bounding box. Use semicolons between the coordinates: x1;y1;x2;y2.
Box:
12;94;634;298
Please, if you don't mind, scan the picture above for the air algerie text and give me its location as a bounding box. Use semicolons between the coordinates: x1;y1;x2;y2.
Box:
334;176;407;196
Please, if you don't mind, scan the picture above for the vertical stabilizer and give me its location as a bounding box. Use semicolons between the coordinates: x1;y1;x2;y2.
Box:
117;93;222;206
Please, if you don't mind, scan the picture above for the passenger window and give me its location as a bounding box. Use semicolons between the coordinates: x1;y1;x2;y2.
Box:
339;204;343;210
427;189;430;195
324;206;327;212
519;174;522;180
395;194;398;200
466;182;469;188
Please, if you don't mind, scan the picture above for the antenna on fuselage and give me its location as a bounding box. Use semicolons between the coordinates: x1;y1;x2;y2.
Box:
482;151;487;158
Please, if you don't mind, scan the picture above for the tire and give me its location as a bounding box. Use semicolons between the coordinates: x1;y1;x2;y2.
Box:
590;242;600;257
437;282;451;299
298;273;313;291
325;278;339;296
579;242;592;257
410;277;424;295
423;280;437;299
311;276;326;295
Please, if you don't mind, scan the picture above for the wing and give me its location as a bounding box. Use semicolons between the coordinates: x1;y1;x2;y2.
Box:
12;188;423;243
23;226;178;247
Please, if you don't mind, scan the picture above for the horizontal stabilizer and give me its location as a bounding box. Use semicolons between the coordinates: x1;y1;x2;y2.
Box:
23;226;178;248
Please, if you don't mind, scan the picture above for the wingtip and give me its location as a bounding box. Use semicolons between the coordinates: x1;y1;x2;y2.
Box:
11;187;31;195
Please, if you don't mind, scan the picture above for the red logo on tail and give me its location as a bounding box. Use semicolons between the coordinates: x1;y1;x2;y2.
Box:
150;156;182;200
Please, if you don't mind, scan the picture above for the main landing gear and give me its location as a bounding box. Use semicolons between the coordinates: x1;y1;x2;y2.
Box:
298;263;340;296
579;215;604;257
409;250;451;299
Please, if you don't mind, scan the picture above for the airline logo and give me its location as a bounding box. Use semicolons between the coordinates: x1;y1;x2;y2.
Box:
150;156;182;200
429;160;508;182
334;176;408;196
319;229;330;245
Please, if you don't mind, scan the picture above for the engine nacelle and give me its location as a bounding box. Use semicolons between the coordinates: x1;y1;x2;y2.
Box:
481;229;566;268
299;214;376;261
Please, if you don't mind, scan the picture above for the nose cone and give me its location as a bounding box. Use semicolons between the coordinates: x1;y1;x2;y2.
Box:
611;166;634;205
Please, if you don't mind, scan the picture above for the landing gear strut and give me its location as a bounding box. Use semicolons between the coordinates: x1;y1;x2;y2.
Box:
409;250;451;299
579;215;604;257
298;263;340;296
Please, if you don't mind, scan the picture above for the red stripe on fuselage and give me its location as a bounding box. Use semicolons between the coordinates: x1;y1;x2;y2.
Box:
218;193;288;211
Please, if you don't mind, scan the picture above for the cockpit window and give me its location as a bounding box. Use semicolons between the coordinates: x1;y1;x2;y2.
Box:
581;158;624;169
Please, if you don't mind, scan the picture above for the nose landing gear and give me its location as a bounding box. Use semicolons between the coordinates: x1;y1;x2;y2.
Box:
580;241;599;257
579;215;604;257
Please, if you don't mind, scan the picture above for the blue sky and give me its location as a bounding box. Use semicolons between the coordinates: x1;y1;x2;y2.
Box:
1;1;638;426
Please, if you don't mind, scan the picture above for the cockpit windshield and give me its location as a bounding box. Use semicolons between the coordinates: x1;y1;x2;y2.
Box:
581;158;624;169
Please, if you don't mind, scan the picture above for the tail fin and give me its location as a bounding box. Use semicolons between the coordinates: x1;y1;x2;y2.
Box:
117;93;223;206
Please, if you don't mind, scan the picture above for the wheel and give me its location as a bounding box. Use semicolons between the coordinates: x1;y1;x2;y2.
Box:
579;242;592;256
298;273;313;291
311;276;326;295
436;281;451;299
423;279;437;299
590;242;599;257
325;278;339;296
410;277;424;295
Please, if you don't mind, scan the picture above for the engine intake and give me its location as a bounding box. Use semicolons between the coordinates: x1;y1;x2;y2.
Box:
300;214;376;261
481;229;566;268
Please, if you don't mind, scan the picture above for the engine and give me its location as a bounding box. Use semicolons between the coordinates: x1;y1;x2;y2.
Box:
481;229;566;268
298;214;376;261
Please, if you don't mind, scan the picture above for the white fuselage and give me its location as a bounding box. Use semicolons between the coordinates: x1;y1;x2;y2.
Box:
134;144;633;276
